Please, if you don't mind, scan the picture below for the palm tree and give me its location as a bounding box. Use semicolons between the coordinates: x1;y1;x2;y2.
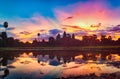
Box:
3;22;8;32
37;33;40;41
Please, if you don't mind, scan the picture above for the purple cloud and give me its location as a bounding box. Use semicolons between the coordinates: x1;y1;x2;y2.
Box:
49;29;62;35
97;30;110;35
75;31;88;36
20;31;32;35
109;25;120;32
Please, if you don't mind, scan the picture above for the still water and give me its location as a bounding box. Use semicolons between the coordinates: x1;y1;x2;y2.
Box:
0;51;120;79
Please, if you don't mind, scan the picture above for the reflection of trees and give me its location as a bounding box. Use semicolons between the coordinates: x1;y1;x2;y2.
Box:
0;51;120;67
0;52;19;64
0;52;9;66
17;51;120;61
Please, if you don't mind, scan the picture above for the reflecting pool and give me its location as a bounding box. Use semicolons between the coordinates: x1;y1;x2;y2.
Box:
0;51;120;79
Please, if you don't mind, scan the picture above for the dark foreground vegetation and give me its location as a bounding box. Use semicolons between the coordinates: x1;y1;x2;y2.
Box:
0;46;120;51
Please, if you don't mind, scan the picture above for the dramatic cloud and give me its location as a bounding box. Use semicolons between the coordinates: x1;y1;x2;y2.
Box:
49;29;62;35
96;30;111;35
75;31;88;36
20;31;32;35
55;0;120;28
62;25;87;31
64;16;73;20
109;25;120;32
40;29;46;32
90;23;102;28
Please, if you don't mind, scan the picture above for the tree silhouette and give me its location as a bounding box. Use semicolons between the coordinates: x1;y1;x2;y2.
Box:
37;33;40;41
37;33;40;37
3;22;8;32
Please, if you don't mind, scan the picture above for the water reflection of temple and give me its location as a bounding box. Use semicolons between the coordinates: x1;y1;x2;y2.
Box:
36;53;120;64
35;52;119;62
0;51;120;67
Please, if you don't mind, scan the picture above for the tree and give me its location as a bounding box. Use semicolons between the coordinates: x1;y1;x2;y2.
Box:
37;33;40;41
3;22;8;32
37;33;40;37
108;36;112;41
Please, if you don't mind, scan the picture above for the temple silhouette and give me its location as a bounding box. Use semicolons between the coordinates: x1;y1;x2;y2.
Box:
28;31;120;47
32;31;77;47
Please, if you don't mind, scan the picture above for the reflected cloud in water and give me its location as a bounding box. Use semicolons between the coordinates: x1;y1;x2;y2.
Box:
0;51;120;79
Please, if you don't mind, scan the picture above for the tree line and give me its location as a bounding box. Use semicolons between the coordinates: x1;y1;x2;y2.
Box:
0;22;120;47
0;31;120;47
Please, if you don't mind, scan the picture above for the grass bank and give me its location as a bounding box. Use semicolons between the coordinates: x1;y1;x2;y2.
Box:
0;46;120;51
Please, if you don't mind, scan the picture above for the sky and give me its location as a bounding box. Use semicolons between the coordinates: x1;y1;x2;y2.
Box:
0;0;120;42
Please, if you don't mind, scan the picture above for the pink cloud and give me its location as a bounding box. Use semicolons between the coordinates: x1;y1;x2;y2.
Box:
55;0;120;27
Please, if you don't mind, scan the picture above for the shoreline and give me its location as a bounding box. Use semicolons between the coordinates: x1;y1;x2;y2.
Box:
0;46;120;52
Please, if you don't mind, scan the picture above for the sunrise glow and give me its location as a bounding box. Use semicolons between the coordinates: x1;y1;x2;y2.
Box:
0;0;120;42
